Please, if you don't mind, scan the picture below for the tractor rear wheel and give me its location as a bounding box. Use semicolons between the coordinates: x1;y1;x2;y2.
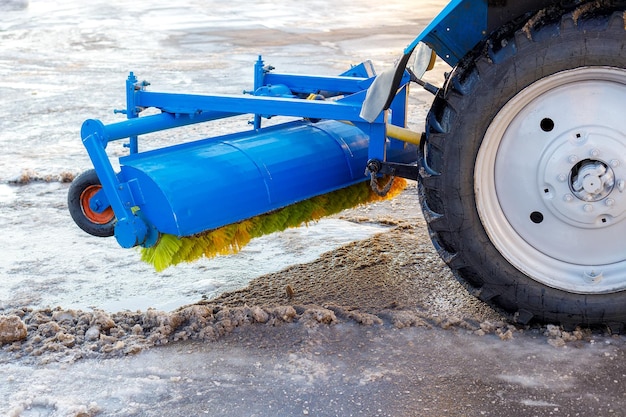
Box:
419;7;626;328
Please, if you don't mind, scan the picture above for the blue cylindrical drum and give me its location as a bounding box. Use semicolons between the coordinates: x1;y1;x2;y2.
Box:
118;119;384;237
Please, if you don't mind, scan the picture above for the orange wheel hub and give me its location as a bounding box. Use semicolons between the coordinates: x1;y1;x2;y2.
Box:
80;185;114;224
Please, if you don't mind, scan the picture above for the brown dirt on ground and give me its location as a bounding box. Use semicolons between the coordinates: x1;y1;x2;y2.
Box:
202;220;502;329
200;182;502;325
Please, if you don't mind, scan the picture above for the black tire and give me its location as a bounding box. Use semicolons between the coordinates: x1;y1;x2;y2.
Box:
419;6;626;329
68;169;116;237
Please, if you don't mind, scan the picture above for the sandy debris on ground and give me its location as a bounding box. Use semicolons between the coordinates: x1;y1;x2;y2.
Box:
0;315;27;345
0;183;600;364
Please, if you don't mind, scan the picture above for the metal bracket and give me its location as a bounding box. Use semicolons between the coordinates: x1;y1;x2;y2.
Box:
366;159;419;181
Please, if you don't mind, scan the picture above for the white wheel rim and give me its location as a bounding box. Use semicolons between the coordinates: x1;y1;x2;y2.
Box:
475;67;626;294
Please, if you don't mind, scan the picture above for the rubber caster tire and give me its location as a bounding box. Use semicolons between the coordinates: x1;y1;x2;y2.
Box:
68;169;115;237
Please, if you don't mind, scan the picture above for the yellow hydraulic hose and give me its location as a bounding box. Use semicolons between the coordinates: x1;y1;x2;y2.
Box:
385;124;422;146
339;119;423;146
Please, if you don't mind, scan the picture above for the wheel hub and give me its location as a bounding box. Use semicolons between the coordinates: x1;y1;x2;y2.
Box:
540;128;626;229
571;160;614;201
475;66;626;293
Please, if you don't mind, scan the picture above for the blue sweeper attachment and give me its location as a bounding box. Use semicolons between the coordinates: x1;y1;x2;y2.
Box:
70;57;420;250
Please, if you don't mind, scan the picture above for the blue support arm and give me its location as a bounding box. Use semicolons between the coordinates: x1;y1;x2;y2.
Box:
81;127;153;248
135;91;367;124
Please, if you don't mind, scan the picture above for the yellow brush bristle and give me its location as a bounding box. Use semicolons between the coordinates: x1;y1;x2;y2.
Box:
141;177;407;271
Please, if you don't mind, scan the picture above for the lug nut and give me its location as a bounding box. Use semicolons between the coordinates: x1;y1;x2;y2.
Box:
583;204;593;213
584;270;603;283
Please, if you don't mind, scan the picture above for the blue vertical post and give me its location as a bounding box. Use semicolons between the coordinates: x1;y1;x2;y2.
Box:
125;72;139;154
252;56;265;130
353;120;387;162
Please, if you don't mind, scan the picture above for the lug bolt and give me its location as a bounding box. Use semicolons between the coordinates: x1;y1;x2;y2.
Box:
568;155;578;164
611;159;620;168
583;204;593;213
605;198;615;207
563;194;573;202
590;148;600;158
557;174;567;182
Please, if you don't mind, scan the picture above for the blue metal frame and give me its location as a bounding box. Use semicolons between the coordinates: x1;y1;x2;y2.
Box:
80;57;411;248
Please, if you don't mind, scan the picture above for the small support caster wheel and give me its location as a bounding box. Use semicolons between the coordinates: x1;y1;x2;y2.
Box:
68;169;115;237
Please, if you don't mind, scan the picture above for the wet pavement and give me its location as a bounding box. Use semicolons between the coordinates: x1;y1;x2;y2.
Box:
2;322;625;416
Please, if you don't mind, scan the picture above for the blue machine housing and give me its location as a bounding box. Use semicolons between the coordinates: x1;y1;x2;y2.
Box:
118;120;372;238
405;0;558;66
